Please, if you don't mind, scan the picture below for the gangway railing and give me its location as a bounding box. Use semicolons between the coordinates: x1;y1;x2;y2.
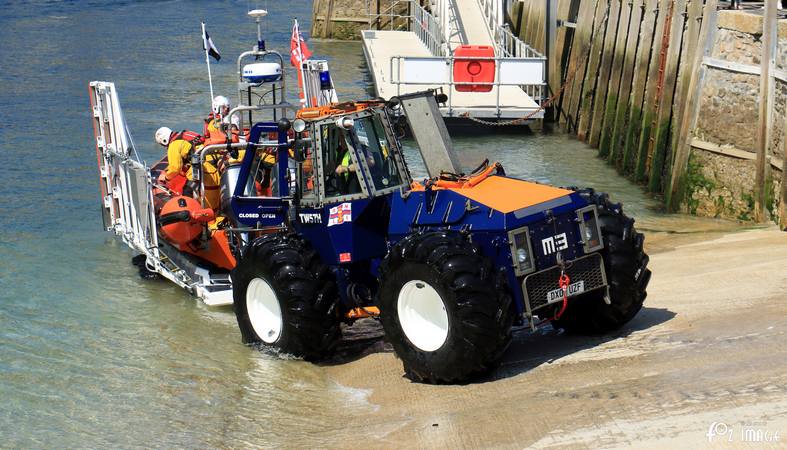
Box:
390;53;545;117
478;0;504;34
365;0;448;56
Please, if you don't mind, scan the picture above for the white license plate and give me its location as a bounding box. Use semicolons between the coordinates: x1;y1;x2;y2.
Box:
546;281;585;304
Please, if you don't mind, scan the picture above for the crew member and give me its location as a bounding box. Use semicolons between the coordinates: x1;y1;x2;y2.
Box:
154;127;221;210
204;95;241;144
334;135;362;195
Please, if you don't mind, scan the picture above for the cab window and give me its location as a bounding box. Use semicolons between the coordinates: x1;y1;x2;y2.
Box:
253;146;279;197
321;123;363;198
298;134;318;203
352;114;402;191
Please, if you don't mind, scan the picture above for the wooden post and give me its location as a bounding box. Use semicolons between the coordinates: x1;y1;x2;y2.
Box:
325;0;335;38
537;0;548;54
578;0;611;141
562;0;599;129
666;0;718;211
647;0;687;193
553;0;576;121
525;0;537;49
546;0;559;109
622;0;659;174
755;0;777;222
781;121;787;230
609;0;644;167
588;0;622;148
598;0;635;157
667;0;703;181
633;0;670;182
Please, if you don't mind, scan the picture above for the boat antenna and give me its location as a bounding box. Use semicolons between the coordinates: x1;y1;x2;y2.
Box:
248;9;267;52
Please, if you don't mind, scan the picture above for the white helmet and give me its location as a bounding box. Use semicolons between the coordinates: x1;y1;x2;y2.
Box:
155;127;172;146
212;95;230;115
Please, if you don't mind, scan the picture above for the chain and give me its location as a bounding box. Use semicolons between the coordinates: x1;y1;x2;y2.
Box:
458;49;585;126
460;3;608;127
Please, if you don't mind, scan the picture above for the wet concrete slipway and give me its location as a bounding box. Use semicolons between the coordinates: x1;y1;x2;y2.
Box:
0;1;785;448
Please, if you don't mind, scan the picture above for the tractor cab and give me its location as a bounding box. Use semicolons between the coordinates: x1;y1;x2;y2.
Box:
293;104;412;206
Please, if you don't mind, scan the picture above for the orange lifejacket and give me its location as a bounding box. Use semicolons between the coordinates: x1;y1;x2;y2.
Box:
171;130;204;148
204;113;242;146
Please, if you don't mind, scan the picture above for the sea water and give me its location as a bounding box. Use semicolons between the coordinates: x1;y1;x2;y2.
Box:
0;0;735;446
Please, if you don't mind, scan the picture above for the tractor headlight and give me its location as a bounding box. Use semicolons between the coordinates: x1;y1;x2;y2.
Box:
508;226;535;276
576;205;604;253
516;248;528;263
292;118;307;133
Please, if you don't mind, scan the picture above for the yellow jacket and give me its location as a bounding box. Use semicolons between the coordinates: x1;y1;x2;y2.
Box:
165;139;193;180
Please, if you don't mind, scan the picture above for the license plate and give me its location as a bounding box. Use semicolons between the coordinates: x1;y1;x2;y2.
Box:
546;281;585;304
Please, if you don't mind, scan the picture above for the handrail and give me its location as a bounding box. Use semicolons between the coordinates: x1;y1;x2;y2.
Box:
412;1;448;56
365;0;412;30
365;0;447;57
496;24;543;58
390;54;546;117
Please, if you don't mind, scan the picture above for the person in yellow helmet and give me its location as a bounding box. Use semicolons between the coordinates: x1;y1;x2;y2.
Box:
155;127;221;211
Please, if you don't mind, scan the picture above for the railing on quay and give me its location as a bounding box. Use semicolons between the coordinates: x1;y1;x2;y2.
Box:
365;0;448;57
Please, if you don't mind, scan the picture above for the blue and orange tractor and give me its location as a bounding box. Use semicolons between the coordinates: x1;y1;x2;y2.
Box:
227;91;651;383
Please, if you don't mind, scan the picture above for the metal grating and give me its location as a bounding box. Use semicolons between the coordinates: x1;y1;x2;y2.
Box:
522;253;607;312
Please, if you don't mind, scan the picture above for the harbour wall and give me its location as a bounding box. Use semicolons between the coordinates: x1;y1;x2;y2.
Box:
514;0;787;227
311;0;411;39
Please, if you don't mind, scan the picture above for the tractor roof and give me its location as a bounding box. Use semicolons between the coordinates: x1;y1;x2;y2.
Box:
411;164;573;214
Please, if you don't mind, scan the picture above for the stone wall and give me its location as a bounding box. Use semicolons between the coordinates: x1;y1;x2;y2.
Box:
685;11;786;223
311;0;411;40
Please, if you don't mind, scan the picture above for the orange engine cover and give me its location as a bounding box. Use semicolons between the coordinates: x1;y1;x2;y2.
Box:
158;196;214;246
453;45;495;93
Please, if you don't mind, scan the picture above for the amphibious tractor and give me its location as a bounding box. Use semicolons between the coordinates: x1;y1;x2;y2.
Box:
92;87;650;383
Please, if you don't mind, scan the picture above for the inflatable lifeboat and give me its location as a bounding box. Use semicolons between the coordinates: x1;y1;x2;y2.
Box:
150;158;236;271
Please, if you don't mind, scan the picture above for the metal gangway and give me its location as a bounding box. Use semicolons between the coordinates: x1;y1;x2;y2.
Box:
361;0;546;122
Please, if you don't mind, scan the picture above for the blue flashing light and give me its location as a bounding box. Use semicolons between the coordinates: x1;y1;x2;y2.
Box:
319;70;332;90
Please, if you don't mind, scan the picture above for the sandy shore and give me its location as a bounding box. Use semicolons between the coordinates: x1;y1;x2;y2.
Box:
324;227;787;448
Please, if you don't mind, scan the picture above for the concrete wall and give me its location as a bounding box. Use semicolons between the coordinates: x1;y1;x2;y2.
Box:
685;11;786;222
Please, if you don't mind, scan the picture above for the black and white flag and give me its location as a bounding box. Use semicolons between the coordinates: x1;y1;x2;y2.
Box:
202;23;221;61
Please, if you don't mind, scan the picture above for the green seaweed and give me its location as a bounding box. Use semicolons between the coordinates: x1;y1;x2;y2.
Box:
647;119;672;193
609;101;630;169
738;192;755;221
634;110;654;182
764;172;776;221
598;94;618;159
683;151;715;215
621;106;642;175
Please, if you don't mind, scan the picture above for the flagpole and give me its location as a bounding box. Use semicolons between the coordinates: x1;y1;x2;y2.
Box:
202;21;215;104
294;19;308;106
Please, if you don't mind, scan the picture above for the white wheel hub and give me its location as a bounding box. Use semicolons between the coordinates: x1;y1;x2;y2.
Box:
246;277;282;344
397;279;449;352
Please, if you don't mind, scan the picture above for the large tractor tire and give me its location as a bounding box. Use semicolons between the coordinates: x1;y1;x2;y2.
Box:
379;231;515;384
232;233;341;361
552;189;651;334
